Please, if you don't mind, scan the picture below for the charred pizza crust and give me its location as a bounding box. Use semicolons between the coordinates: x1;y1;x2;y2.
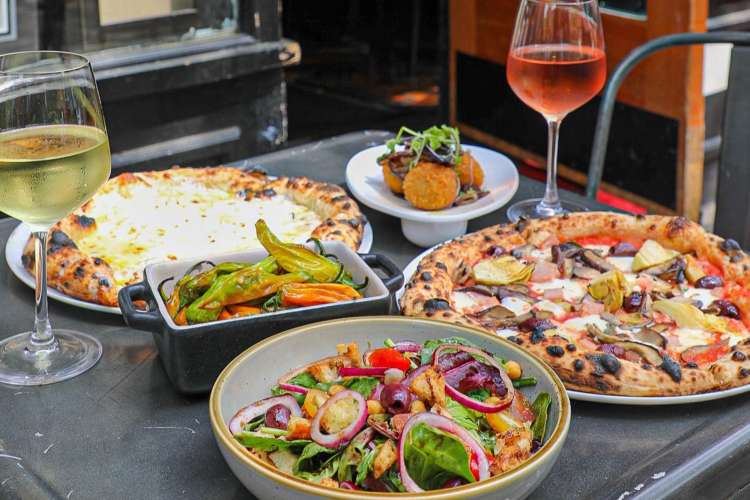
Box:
400;212;750;396
22;166;365;307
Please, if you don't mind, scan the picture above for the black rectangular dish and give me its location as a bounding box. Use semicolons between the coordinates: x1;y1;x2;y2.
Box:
118;241;403;394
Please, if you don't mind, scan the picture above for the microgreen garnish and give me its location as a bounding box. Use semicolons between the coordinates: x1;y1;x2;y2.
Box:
379;125;462;170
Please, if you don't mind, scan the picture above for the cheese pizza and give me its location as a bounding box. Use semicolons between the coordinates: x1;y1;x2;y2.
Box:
401;213;750;397
21;167;366;306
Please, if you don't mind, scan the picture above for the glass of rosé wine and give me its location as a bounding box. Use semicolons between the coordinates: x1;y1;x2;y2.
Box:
506;0;606;222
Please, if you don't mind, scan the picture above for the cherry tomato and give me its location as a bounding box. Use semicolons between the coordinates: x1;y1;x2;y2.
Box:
470;452;480;481
368;348;411;372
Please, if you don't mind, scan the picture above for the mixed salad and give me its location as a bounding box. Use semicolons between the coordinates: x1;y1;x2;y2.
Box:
228;337;552;493
160;219;366;325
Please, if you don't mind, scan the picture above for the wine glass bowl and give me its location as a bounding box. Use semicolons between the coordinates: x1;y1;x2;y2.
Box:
0;51;110;385
506;0;606;221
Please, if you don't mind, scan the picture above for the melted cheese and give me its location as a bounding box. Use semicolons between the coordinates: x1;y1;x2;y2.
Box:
529;248;552;262
76;178;322;285
495;328;519;338
451;291;498;314
529;279;586;302
683;288;717;308
673;328;714;349
533;300;568;319
500;296;532;316
561;315;609;333
607;256;634;273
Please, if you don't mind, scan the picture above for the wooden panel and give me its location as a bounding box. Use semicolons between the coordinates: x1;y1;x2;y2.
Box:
449;0;709;220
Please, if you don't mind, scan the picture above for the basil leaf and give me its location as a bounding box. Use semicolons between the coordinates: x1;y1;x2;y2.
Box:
512;376;538;388
530;392;552;442
234;432;311;452
419;337;477;365
271;386;305;405
293;442;341;481
341;377;379;398
402;423;476;490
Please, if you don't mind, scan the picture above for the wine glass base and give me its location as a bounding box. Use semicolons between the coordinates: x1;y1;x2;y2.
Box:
507;198;590;223
0;330;102;386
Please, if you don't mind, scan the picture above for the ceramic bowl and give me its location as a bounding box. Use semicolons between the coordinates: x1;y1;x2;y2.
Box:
210;316;570;500
345;145;519;247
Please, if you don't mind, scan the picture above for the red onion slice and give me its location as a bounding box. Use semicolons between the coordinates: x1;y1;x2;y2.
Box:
432;344;514;413
340;367;387;377
393;341;422;352
398;412;490;493
371;383;384;401
228;394;301;435
311;389;368;448
278;383;308;395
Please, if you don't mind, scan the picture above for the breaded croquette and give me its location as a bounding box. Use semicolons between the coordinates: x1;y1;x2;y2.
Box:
456;151;484;188
403;162;460;210
380;160;404;194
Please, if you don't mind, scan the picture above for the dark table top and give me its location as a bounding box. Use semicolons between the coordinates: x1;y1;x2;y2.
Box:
2;131;749;500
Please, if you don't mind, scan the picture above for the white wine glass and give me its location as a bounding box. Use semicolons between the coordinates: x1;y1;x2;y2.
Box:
0;51;111;385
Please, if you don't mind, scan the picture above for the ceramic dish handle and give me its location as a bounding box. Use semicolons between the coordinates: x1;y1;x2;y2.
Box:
359;253;404;293
118;282;163;332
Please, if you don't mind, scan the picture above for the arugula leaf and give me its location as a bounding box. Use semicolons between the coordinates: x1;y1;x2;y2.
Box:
234;432;311;452
287;372;318;388
356;445;378;486
465;388;491;402
271;386;305;405
341;377;379;398
402;423;476;490
242;416;264;432
381;468;407;492
419;337;477;365
444;397;480;432
337;428;374;482
512;376;538;388
293;442;341;482
530;392;552;442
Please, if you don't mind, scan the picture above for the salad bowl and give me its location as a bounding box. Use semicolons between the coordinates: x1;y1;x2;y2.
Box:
210;316;570;499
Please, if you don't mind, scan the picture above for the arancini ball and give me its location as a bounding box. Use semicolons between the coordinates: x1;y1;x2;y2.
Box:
381;160;404;194
456;152;484;188
403;162;460;210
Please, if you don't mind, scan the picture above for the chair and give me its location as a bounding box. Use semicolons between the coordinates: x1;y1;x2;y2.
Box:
587;32;750;247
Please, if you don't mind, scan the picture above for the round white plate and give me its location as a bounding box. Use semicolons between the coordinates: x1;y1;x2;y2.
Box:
5;222;374;316
396;242;750;405
346;144;519;224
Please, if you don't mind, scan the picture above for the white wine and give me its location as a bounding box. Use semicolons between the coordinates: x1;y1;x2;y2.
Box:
0;125;111;230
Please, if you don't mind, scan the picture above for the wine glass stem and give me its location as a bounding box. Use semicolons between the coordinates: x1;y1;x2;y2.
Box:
31;231;54;350
540;118;562;212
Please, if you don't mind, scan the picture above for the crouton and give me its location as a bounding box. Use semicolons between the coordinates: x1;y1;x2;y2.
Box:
320;396;360;434
302;389;329;418
490;427;533;475
336;342;362;367
319;478;339;488
286;416;312;440
373;440;398;479
408;367;445;406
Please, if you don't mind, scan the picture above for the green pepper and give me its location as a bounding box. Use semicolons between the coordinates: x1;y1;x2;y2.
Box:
180;257;277;307
163;274;193;318
185;268;310;324
530;392;552;442
256;219;340;282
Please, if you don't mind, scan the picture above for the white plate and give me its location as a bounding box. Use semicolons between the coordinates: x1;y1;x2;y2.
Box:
396;242;750;405
346;144;519;223
5;222;374;316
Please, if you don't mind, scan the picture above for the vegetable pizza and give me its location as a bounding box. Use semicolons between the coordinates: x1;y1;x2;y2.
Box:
401;213;750;397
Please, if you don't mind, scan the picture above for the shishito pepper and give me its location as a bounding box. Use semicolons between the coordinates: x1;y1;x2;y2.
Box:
186;269;309;324
279;283;361;307
180;258;277;306
218;305;262;321
256;219;341;282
